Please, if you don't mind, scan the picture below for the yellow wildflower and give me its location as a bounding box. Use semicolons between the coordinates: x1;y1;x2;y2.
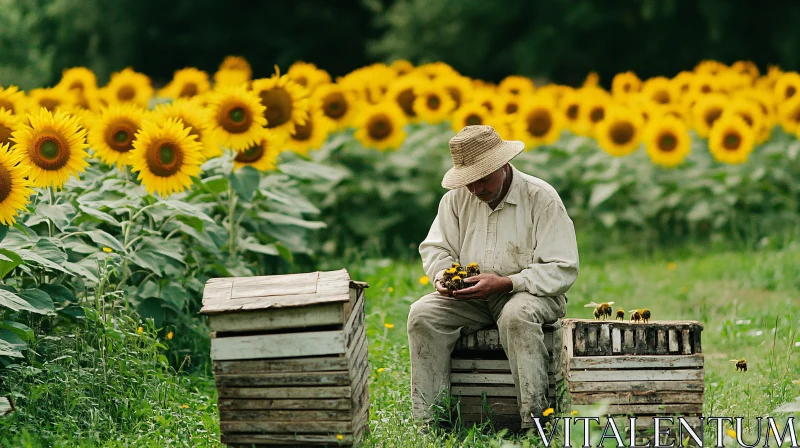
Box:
387;286;394;293
543;408;554;417
336;434;344;441
181;404;189;409
167;331;174;340
137;327;143;334
667;262;677;271
384;323;394;329
377;367;385;373
103;247;112;253
571;410;579;415
419;275;430;285
727;429;737;438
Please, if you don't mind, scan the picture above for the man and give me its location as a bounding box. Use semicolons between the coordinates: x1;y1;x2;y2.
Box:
408;125;579;430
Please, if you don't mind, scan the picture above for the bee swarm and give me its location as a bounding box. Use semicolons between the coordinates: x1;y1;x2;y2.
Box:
442;262;480;292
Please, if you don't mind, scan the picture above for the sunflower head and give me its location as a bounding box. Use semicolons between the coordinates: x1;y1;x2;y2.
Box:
11;108;89;189
451;102;495;133
413;62;459;81
106;68;154;108
219;56;253;80
412;81;456;125
390;59;415;76
149;99;217;159
252;70;311;139
57;67;98;95
512;97;564;149
611;72;642;97
0;142;33;225
774;72;800;102
0;86;26;115
643;115;691;168
312;83;358;129
595;107;644;157
708;114;755;164
130;117;203;197
778;96;800;134
287;61;332;92
27;87;78;114
642;77;677;105
0;109;20;148
694;60;728;76
158;68;211;99
286;109;334;157
354;102;408;151
234;131;285;173
88;102;145;168
692;93;728;137
438;74;474;109
205;85;267;151
498;75;535;97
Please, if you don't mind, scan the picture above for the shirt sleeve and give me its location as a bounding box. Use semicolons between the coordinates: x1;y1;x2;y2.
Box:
419;193;460;282
508;200;579;296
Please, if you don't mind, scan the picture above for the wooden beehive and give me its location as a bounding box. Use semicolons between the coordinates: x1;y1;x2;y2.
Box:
563;319;704;442
200;269;370;447
449;321;566;430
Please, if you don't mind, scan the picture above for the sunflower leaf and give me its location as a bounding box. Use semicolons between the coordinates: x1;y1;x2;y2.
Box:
589;182;620;208
18;289;55;314
0;249;23;279
0;225;7;244
78;204;121;227
38;284;76;306
81;229;125;252
231;166;261;201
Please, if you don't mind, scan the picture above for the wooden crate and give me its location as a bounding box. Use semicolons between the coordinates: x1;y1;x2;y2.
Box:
563;319;704;443
449;320;566;430
200;269;370;447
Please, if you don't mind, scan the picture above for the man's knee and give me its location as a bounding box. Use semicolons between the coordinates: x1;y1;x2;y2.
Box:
497;293;561;333
407;295;439;337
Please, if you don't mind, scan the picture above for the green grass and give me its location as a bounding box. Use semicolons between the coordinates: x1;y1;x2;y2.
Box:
3;244;800;447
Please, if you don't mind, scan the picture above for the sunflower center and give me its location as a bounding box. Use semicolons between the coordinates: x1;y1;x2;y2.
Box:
295;76;308;87
526;109;552;137
740;113;754;127
118;85;136;101
292;119;313;142
505;102;519;115
589;107;605;123
653;90;670;104
510;88;519;95
704;107;723;128
179;83;198;98
426;95;441;111
657;132;678;152
219;102;253;134
397;89;416;117
40;98;60;112
323;93;348;119
0;124;12;145
69;81;85;92
0;164;11;203
146;140;183;177
481;100;493;112
235;144;265;163
0;100;13;114
723;133;741;150
787;86;797;99
104;118;138;153
260;88;293;128
701;85;712;94
566;104;579;120
609;121;635;145
367;114;392;140
623;83;631;92
446;88;462;108
30;133;70;171
465;114;482;126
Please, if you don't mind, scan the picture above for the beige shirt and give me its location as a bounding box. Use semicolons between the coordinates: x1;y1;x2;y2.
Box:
419;164;579;297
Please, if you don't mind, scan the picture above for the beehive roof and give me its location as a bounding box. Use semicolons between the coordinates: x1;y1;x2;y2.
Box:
199;269;357;314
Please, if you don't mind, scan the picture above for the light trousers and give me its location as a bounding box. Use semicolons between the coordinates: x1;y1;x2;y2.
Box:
407;291;566;428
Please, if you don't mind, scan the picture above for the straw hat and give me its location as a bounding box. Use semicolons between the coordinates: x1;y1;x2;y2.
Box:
442;125;524;189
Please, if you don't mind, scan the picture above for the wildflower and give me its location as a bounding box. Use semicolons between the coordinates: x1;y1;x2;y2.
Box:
727;429;737;438
103;247;113;253
384;323;394;329
181;404;189;409
680;286;688;294
419;275;430;285
543;408;554;417
667;262;677;271
137;326;143;334
387;287;394;293
167;331;174;340
336;434;344;441
571;410;579;415
377;368;385;373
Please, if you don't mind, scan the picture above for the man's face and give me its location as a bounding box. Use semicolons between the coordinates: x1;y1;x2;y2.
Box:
465;166;507;203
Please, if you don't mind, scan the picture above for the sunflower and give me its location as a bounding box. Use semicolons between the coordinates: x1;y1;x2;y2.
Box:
642;77;677;105
354;102;407;151
158;68;211;99
582;72;600;88
88;103;145;168
385;75;420;121
286;109;334;157
213;69;250;88
438;75;473;109
413;62;459;80
471;88;502;115
0;86;26;115
10;108;89;189
233;132;284;172
252;71;311;139
412;81;456;124
0;143;33;225
643;115;691;168
287;61;331;92
57;67;99;110
689;72;717;96
149;99;217;159
611;71;642;97
708;114;755;164
451;102;496;133
390;59;414;76
671;71;695;97
0;109;20;148
219;56;253;80
739;89;776;139
312;83;358;130
732;61;760;79
337;64;397;105
777;96;800;134
595;107;644;156
106;68;154;108
511;98;564;149
559;88;585;134
579;93;611;135
205;85;267;151
498;76;535;97
499;95;522;117
692;93;728;137
27;88;78;113
721;98;766;144
694;60;727;76
130;117;203;197
774;72;800;103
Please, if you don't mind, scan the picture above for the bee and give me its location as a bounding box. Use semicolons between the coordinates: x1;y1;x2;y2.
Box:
466;262;481;277
451;262;462;270
616;309;625;321
628;309;651;323
450;276;464;291
584;301;615;320
457;270;468;280
629;309;641;323
443;268;457;283
730;359;747;372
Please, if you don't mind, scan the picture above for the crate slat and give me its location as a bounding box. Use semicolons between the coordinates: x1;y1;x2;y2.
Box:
218;398;352;411
218;386;352;400
569;391;703;405
569;354;703;370
221;433;354;445
210;303;344;333
568;369;703;382
569;380;704;393
220;419;355;434
451;386;517;397
215;371;351;387
214;356;349;375
219;409;353;422
210;330;345;361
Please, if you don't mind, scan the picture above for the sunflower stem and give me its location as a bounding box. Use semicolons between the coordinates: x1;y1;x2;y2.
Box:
227;179;237;256
47;186;56;238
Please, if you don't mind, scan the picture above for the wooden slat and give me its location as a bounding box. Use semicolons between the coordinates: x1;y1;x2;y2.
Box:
220;409;352;421
344;294;364;348
451;372;514;385
220;419;355;434
599;324;610;354
612;328;621;354
230;272;319;300
218;386;351;399
656;330;667;355
210;330;345;361
562;318;703;328
681;328;692;355
214;356;348;375
451;386;517;397
623;329;634;354
451;359;510;371
604;403;703;415
575;324;586;355
215;371;351;387
568;369;703;382
569;391;704;405
692;327;703;354
588;325;597;350
569;354;704;370
668;330;679;353
568;380;704;393
209;302;344;333
218;398;352;411
221;433;354;445
635;328;646;355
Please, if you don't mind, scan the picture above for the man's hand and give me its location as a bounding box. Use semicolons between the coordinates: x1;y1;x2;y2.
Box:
453;274;513;300
434;278;453;297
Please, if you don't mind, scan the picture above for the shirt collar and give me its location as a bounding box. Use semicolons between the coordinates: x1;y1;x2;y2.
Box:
501;164;522;206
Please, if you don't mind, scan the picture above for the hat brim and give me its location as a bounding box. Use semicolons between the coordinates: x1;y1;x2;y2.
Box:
441;140;525;189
